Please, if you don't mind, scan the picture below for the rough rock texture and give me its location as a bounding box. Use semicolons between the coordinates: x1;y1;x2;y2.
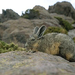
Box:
68;29;75;38
0;9;20;23
0;51;75;75
33;5;52;19
1;18;34;47
33;5;74;23
48;1;75;20
31;19;61;27
0;23;8;40
49;13;74;23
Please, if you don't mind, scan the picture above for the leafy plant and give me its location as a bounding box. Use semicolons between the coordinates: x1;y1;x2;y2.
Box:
21;9;39;19
44;27;68;35
55;17;73;31
0;41;25;53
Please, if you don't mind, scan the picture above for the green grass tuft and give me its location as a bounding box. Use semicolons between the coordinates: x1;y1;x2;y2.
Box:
44;27;68;35
55;17;73;31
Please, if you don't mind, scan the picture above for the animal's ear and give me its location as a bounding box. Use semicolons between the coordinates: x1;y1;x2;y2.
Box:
37;25;46;38
33;26;39;34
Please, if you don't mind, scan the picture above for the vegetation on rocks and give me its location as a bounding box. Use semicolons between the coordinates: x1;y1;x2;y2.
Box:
44;27;68;35
21;9;39;19
0;41;25;53
55;17;73;31
72;20;75;24
73;37;75;43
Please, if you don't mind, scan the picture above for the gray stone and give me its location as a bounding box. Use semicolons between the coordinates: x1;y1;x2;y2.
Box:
0;51;75;75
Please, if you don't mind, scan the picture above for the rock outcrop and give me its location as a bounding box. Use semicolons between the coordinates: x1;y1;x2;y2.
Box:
0;51;75;75
0;9;20;23
48;1;75;20
33;5;52;19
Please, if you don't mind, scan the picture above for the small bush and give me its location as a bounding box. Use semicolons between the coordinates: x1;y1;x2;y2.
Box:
55;17;73;31
21;9;39;19
44;27;68;35
0;41;24;53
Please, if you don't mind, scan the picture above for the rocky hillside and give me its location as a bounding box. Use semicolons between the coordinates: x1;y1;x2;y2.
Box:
0;1;75;75
0;16;74;47
0;3;75;47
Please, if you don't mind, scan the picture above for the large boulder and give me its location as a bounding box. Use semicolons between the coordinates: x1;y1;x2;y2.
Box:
0;9;20;22
0;51;75;75
33;5;52;19
48;1;75;20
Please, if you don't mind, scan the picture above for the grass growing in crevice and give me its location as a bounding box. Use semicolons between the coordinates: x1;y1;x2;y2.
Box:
55;17;73;31
0;41;26;53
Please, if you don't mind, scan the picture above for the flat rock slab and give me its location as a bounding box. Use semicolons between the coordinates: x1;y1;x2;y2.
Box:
0;51;75;75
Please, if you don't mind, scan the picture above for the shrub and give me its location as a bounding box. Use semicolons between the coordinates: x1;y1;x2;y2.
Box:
21;9;39;19
44;27;68;35
0;41;21;53
55;17;73;31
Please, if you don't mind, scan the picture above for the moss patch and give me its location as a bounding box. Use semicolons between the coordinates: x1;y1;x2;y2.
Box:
44;27;68;35
55;17;73;31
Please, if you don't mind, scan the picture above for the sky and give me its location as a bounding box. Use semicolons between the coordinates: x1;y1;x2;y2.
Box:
0;0;75;15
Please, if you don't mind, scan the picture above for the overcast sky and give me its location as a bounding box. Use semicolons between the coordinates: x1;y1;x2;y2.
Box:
0;0;75;15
